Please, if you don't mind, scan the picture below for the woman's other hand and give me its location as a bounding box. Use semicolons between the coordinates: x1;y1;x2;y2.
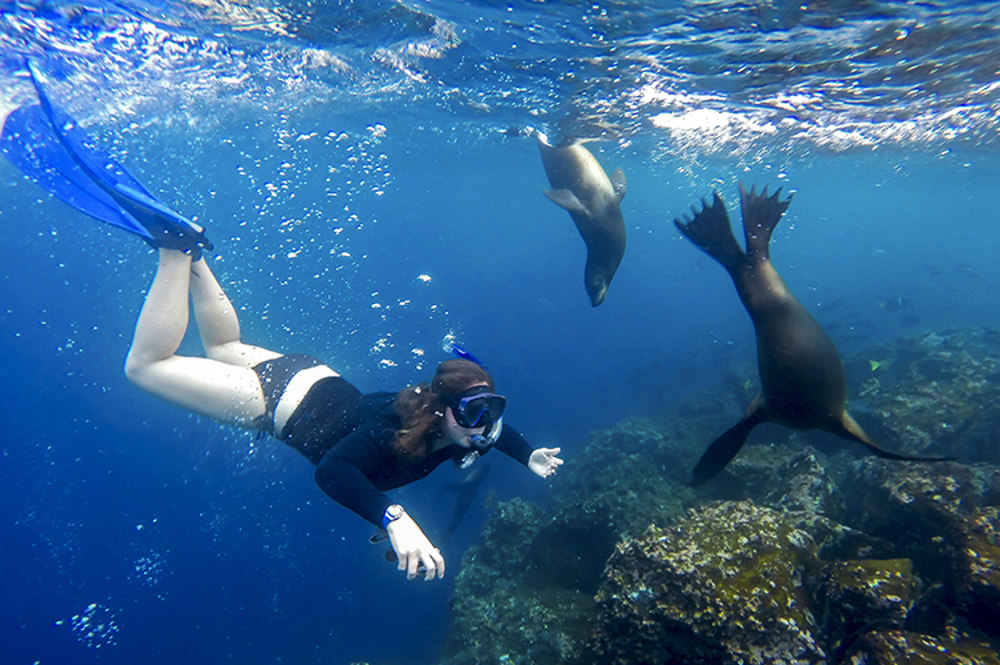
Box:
528;447;563;478
385;512;445;581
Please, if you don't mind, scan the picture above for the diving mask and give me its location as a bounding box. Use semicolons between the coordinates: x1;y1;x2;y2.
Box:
444;386;507;430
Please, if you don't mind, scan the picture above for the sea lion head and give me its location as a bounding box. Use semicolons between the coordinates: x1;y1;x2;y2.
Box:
585;266;611;307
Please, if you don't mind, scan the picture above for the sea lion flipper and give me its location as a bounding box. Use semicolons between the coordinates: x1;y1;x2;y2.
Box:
609;168;626;201
690;407;767;486
544;188;588;215
673;192;745;272
739;182;793;258
833;412;957;463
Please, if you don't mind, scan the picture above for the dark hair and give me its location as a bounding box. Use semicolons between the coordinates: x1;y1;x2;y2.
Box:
392;359;495;460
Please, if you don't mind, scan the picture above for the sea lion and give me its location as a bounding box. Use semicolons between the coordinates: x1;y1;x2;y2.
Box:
674;183;953;486
535;131;626;307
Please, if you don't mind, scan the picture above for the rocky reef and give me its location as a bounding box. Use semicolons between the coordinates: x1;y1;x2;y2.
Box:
845;327;1000;463
439;328;1000;665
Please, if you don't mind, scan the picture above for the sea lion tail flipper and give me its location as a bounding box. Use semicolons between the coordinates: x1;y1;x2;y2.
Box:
690;409;766;486
544;188;588;215
674;191;745;272
610;167;626;201
836;412;957;463
739;182;793;259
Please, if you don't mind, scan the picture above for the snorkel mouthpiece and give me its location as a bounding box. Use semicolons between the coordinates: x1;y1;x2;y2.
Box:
469;416;503;453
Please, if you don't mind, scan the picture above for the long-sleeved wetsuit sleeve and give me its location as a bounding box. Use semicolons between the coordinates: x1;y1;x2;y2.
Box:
313;428;394;527
494;424;533;466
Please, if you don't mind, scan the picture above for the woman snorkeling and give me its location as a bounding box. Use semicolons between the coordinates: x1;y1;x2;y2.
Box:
2;64;563;581
125;248;562;581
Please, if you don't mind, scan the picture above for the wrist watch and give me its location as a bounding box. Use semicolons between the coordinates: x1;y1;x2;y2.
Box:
382;504;405;529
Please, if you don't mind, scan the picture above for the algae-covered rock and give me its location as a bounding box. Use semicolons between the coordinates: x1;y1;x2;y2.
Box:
952;506;1000;640
837;461;1000;645
439;411;719;665
841;459;998;576
441;586;596;665
590;500;845;664
450;498;542;598
697;440;803;502
550;416;700;540
440;328;1000;665
846;629;1000;664
440;498;599;665
813;558;913;656
762;446;845;520
847;328;1000;464
525;514;617;595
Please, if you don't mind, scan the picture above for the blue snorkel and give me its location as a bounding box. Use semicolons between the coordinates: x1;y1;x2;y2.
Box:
442;339;504;463
442;339;487;369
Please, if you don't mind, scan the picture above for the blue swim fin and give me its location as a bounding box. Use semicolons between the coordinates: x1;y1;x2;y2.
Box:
0;62;212;255
1;102;152;237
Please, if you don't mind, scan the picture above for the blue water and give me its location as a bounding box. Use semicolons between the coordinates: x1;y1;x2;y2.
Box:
1;1;998;664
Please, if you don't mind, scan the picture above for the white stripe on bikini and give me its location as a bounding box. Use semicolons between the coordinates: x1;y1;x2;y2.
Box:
273;364;338;437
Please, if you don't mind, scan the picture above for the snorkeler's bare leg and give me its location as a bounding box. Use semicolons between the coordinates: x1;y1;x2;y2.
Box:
124;249;268;427
188;259;342;435
188;257;282;368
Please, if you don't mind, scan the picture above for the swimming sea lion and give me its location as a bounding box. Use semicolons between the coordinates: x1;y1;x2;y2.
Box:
535;131;626;307
674;183;953;486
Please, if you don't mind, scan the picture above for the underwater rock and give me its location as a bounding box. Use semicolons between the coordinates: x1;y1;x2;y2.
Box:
454;497;543;595
841;460;1000;643
440;327;1000;665
441;585;596;665
525;513;617;595
588;500;887;665
440;498;598;665
762;446;845;520
847;328;1000;464
550;417;699;539
440;413;717;665
845;629;1000;664
702;443;844;518
812;558;913;657
841;458;999;576
951;506;1000;641
697;439;798;501
694;440;847;522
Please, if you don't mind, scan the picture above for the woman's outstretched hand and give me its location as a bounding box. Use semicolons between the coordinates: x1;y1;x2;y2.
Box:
528;447;563;478
386;512;445;581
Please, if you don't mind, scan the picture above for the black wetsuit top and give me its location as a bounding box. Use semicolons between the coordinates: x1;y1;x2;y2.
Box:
278;376;533;527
